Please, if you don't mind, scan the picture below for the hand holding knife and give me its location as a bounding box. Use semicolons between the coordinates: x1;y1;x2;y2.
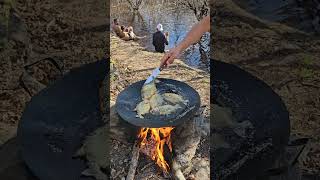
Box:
144;58;169;85
144;45;182;85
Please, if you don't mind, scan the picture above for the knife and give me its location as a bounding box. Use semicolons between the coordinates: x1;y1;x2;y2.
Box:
144;67;162;85
144;60;168;84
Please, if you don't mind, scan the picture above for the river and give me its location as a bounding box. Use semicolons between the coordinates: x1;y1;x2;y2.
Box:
233;0;320;34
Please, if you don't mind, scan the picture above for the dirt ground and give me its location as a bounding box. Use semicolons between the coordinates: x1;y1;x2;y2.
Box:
110;34;210;179
213;0;320;175
0;0;107;145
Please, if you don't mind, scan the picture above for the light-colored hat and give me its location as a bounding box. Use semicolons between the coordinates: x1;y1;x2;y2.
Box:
157;24;163;31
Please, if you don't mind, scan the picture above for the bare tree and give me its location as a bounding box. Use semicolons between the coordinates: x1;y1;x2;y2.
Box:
125;0;143;11
179;0;209;21
178;0;210;68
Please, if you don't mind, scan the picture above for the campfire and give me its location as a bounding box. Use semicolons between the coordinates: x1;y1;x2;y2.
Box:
138;127;174;173
125;127;177;180
116;78;201;180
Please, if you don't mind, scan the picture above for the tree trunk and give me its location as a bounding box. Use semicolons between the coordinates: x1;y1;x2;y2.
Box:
125;0;143;11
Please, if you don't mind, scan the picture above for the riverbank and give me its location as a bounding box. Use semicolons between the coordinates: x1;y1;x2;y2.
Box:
213;0;320;175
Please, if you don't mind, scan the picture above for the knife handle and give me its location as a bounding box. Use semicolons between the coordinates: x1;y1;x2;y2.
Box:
160;59;168;70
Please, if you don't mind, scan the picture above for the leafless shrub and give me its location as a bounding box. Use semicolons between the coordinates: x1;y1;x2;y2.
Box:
125;0;143;11
178;0;210;68
178;0;209;20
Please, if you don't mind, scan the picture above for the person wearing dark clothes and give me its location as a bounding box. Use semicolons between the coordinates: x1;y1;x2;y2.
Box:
152;24;168;53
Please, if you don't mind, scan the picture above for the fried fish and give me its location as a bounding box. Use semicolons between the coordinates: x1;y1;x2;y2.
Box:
163;93;187;105
135;80;186;118
156;104;181;115
135;101;151;118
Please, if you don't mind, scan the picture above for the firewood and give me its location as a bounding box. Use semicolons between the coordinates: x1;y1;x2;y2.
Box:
126;141;140;180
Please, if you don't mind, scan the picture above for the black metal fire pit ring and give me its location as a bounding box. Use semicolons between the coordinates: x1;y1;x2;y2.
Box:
116;78;201;128
17;60;108;180
211;59;290;180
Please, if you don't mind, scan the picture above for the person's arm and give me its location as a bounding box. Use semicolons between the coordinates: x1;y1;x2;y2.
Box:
160;16;210;67
178;16;210;50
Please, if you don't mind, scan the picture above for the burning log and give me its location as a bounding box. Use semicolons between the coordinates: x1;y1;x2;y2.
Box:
126;131;175;180
126;140;140;180
138;127;174;175
114;117;204;180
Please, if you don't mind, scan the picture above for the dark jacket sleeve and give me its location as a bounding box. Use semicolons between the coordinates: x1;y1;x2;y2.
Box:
152;33;156;46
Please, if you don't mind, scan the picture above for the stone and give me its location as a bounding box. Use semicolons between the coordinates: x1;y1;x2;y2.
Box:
172;117;201;175
194;168;209;180
193;158;210;180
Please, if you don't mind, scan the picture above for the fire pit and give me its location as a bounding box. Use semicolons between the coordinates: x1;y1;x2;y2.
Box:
115;78;201;179
17;60;108;180
211;60;290;180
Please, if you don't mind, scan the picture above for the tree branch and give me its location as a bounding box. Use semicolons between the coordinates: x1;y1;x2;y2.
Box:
126;141;140;180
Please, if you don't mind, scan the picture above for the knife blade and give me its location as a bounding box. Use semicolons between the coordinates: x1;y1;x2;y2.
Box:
144;57;169;84
144;67;161;84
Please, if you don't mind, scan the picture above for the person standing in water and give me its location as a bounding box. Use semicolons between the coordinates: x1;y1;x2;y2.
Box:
152;24;169;53
160;16;210;68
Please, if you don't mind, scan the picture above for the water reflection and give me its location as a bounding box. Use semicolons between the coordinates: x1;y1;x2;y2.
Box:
111;1;210;70
234;0;318;34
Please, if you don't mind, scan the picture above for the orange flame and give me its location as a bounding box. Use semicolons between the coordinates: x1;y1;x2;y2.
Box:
138;127;174;173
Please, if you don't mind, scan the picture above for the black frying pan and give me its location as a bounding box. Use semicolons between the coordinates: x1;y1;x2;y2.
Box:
116;78;201;128
211;60;290;180
17;60;108;180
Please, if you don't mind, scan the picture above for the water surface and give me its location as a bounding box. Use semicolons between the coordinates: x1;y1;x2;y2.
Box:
234;0;319;33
